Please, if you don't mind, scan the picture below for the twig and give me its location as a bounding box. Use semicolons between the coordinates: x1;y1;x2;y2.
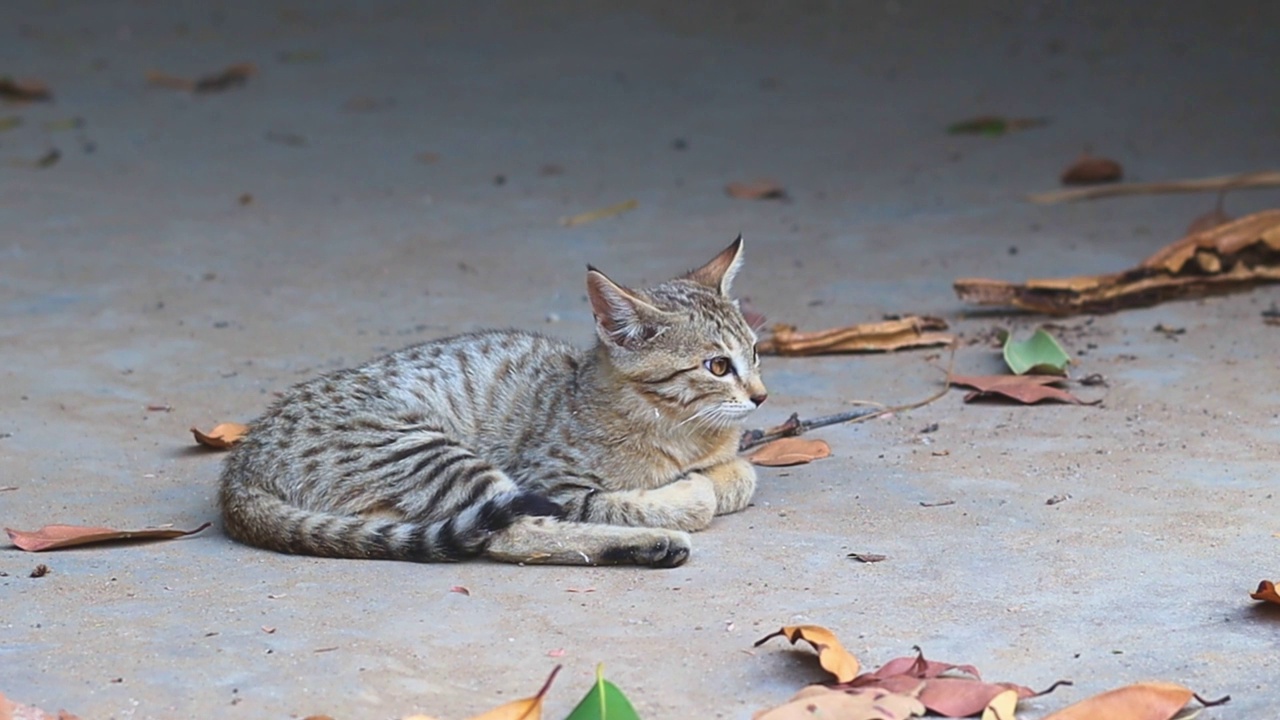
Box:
739;348;956;452
1028;170;1280;205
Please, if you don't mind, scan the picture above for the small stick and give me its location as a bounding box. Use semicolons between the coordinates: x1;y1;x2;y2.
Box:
1027;170;1280;205
739;348;956;451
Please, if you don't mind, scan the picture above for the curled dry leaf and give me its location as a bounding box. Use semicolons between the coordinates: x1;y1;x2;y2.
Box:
1250;579;1280;604
1040;682;1212;720
748;437;831;467
0;692;81;720
754;685;925;720
192;422;250;449
754;625;861;683
450;585;471;596
1060;154;1123;185
954;209;1280;315
758;316;952;356
845;649;1069;718
462;665;560;720
726;180;787;200
146;63;257;93
6;522;212;552
948;374;1095;405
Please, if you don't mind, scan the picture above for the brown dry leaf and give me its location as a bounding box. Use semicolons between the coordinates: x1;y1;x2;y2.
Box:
726;180;787;200
1061;154;1123;185
450;585;471;596
754;685;925;720
981;689;1019;720
192;422;250;449
6;522;212;552
1250;579;1280;604
758;316;953;356
1040;682;1201;720
748;438;831;467
954;209;1280;315
462;665;560;720
0;692;82;720
844;649;1068;718
558;199;638;227
146;63;256;93
0;77;53;103
949;374;1094;405
754;625;861;683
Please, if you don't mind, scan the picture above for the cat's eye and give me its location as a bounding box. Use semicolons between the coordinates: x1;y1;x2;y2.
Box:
704;356;732;377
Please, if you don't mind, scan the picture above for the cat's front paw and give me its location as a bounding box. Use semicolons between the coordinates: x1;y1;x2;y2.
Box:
650;475;717;531
601;529;692;568
699;458;757;515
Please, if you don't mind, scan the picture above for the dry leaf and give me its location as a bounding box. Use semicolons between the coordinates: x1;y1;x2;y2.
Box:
450;585;471;596
955;209;1280;315
981;689;1019;720
848;552;888;563
754;625;861;683
726;180;787;200
558;199;638;227
844;649;1069;718
948;374;1095;405
748;438;831;466
1061;155;1123;185
6;522;212;552
754;685;925;720
463;665;560;720
759;316;953;356
0;692;81;720
146;63;256;93
0;77;53;102
192;422;250;449
1040;682;1202;720
1250;579;1280;604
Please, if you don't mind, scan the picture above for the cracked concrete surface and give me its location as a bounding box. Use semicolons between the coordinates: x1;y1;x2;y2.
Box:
2;1;1279;717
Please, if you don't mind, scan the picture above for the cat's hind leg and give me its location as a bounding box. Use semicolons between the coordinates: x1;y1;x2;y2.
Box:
484;516;691;567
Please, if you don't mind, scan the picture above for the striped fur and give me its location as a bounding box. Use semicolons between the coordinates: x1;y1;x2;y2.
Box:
218;238;767;567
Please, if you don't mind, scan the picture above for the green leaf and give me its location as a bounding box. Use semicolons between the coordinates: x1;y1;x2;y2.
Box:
1000;328;1071;376
564;665;641;720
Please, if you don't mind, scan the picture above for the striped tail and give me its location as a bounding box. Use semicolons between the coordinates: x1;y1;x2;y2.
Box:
219;484;562;561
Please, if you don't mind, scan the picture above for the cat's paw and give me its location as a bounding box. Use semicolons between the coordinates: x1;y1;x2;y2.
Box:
601;529;691;568
699;458;758;515
651;476;717;531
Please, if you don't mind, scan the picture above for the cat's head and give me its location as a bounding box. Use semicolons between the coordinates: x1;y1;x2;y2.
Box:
586;237;768;429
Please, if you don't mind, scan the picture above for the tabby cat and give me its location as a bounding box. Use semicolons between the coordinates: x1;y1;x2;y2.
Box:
218;238;767;568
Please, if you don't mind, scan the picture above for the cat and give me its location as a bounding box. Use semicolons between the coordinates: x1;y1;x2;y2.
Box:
218;238;767;568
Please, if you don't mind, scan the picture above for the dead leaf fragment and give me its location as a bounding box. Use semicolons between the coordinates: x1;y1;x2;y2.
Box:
463;665;560;720
146;63;256;93
6;522;212;552
726;180;787;200
748;437;831;466
558;199;638;227
754;685;926;720
30;563;50;578
947;116;1048;136
1041;682;1209;720
1061;154;1123;185
754;625;861;683
0;77;53;102
981;689;1019;720
1250;580;1280;604
0;692;81;720
848;552;888;563
450;585;471;596
949;374;1095;405
192;422;250;449
956;209;1280;315
759;316;953;356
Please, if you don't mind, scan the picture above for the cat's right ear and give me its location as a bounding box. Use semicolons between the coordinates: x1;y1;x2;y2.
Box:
586;267;664;347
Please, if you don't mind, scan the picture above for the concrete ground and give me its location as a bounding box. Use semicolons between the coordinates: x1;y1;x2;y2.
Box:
3;1;1278;717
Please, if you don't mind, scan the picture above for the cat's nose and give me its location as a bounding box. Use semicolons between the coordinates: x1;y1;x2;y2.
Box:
750;392;768;407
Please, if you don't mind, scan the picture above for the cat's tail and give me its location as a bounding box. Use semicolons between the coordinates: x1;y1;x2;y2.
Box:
219;483;562;561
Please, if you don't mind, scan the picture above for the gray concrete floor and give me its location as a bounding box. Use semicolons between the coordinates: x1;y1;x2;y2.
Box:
3;1;1279;717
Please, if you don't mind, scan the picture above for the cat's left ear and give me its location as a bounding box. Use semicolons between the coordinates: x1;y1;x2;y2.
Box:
684;235;744;296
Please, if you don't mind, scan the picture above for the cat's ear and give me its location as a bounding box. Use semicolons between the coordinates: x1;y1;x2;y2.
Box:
586;267;666;347
684;235;744;296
